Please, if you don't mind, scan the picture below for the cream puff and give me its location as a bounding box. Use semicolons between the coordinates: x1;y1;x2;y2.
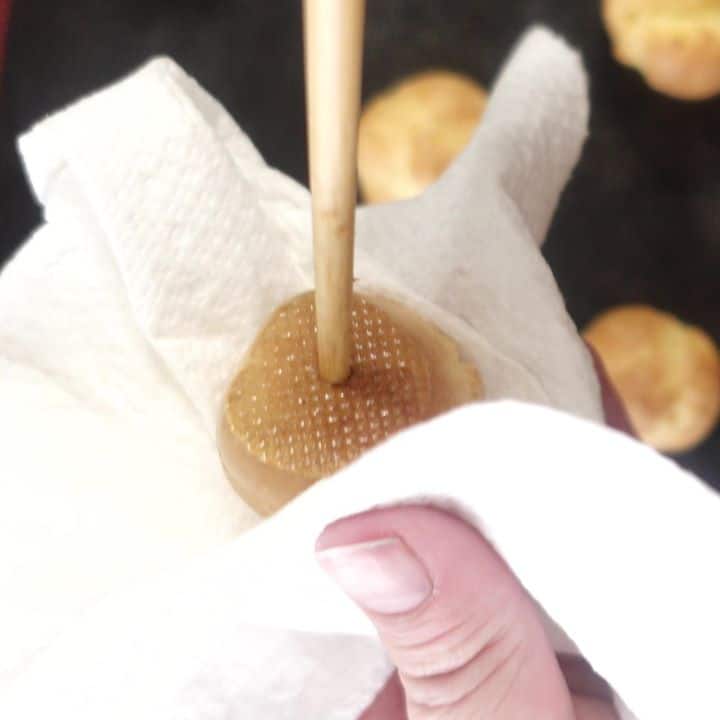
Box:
358;70;487;203
585;304;720;453
603;0;720;100
219;292;483;514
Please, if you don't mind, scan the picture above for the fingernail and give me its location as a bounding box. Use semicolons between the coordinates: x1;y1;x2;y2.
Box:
316;537;432;615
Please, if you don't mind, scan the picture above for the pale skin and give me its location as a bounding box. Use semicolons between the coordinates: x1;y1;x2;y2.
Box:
317;352;628;720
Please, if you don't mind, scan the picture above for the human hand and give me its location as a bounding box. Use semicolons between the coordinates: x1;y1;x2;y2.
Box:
318;506;618;720
317;364;629;720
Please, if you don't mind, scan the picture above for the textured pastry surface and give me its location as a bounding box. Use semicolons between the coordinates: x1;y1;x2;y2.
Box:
585;305;720;453
358;70;487;203
603;0;720;100
226;293;433;478
221;292;483;514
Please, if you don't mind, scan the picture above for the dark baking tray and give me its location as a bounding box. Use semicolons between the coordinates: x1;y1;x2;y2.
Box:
2;0;719;488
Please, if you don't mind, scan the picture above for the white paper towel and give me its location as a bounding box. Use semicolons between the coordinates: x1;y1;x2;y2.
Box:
1;26;718;720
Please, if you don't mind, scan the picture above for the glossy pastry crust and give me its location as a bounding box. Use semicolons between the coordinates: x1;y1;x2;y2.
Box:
358;70;487;203
219;292;483;515
585;305;720;453
603;0;720;100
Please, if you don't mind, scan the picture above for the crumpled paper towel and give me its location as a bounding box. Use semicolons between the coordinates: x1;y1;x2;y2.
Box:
1;26;718;720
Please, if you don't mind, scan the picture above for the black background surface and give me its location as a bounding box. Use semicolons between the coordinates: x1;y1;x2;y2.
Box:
2;1;719;488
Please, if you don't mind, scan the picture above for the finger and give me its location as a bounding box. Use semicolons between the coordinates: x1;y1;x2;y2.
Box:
557;654;614;703
317;505;576;720
360;672;407;720
572;695;619;720
359;655;621;719
585;343;636;436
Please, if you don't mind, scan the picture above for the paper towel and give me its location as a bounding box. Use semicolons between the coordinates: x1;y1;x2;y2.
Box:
2;25;717;719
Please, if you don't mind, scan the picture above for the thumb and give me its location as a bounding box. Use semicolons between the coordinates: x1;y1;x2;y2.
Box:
316;505;576;719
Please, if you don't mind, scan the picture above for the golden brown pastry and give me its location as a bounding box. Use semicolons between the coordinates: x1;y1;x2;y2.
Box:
584;305;720;453
219;292;482;515
357;70;487;203
602;0;720;100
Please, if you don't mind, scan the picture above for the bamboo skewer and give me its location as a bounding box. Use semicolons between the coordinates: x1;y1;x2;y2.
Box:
303;0;366;384
219;1;486;515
